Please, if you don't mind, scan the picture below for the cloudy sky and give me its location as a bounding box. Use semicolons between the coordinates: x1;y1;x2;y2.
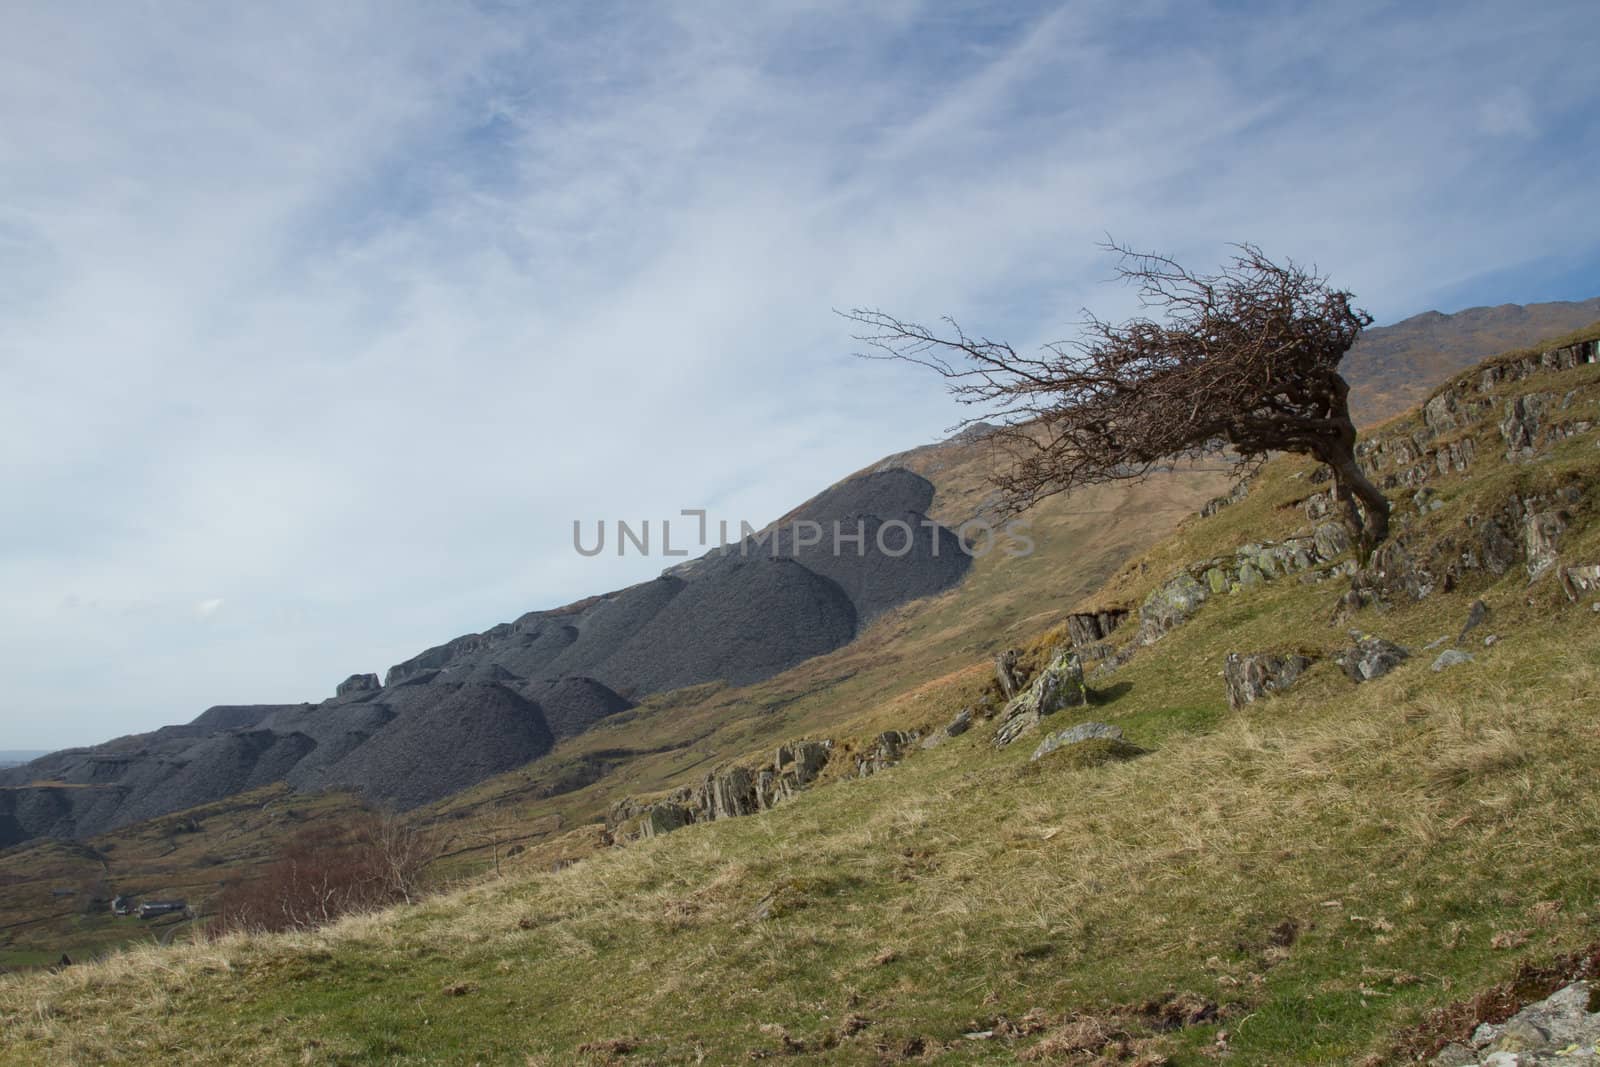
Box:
3;1;1597;749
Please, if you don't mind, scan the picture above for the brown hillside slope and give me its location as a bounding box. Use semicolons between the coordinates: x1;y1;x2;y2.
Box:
5;329;1600;1064
1346;296;1600;423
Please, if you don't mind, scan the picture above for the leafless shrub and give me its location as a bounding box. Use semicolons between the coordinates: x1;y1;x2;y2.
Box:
210;810;440;933
846;242;1390;546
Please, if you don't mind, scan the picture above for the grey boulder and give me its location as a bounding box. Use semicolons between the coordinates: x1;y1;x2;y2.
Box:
1030;722;1123;762
1224;652;1314;709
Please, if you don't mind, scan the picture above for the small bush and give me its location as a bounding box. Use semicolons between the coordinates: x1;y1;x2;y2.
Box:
211;811;439;934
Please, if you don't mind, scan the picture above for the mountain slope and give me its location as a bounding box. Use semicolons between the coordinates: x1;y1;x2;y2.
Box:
1346;296;1600;423
5;299;1593;855
0;469;974;845
5;328;1600;1063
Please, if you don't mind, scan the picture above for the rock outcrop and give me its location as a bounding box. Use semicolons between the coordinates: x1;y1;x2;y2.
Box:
993;649;1023;700
1432;981;1600;1066
993;647;1089;747
1138;574;1210;643
1065;609;1128;660
1457;599;1490;644
1131;531;1357;650
921;708;973;750
1030;721;1124;761
855;731;917;777
1199;474;1256;517
1558;564;1600;602
1336;637;1410;683
1224;652;1314;709
335;673;381;698
1352;485;1584;605
1363;337;1596;486
608;739;833;842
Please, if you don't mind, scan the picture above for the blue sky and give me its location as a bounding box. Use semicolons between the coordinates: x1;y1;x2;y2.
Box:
2;0;1597;749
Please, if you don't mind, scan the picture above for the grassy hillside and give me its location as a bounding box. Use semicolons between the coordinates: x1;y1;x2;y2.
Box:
4;336;1600;1063
0;428;1229;972
5;307;1588;977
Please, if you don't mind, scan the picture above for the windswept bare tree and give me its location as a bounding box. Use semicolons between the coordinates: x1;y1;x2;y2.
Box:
845;243;1390;547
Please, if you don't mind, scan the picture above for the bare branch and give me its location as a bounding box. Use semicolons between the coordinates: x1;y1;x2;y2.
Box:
844;244;1389;545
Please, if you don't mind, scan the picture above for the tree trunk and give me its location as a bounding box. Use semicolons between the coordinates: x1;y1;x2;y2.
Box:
1327;449;1389;549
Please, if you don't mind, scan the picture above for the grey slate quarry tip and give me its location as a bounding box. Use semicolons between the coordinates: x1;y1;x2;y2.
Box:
0;467;976;847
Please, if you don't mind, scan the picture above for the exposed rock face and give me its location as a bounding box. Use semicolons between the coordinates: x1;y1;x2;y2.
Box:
1030;722;1123;761
1431;649;1475;672
1431;981;1600;1065
1200;474;1255;517
1559;564;1600;602
921;708;974;750
1501;392;1556;456
1357;537;1436;603
335;673;381;698
856;731;916;777
993;647;1088;747
1138;574;1209;643
993;649;1023;700
608;739;833;841
1224;653;1314;709
1336;637;1410;683
1128;531;1357;650
1524;510;1569;579
1313;522;1353;562
1343;336;1598;609
1424;391;1470;436
1352;486;1584;604
1065;609;1128;659
1457;599;1490;644
1344;298;1600;423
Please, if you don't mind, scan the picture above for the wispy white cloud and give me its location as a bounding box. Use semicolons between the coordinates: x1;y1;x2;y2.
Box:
1;0;1597;746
